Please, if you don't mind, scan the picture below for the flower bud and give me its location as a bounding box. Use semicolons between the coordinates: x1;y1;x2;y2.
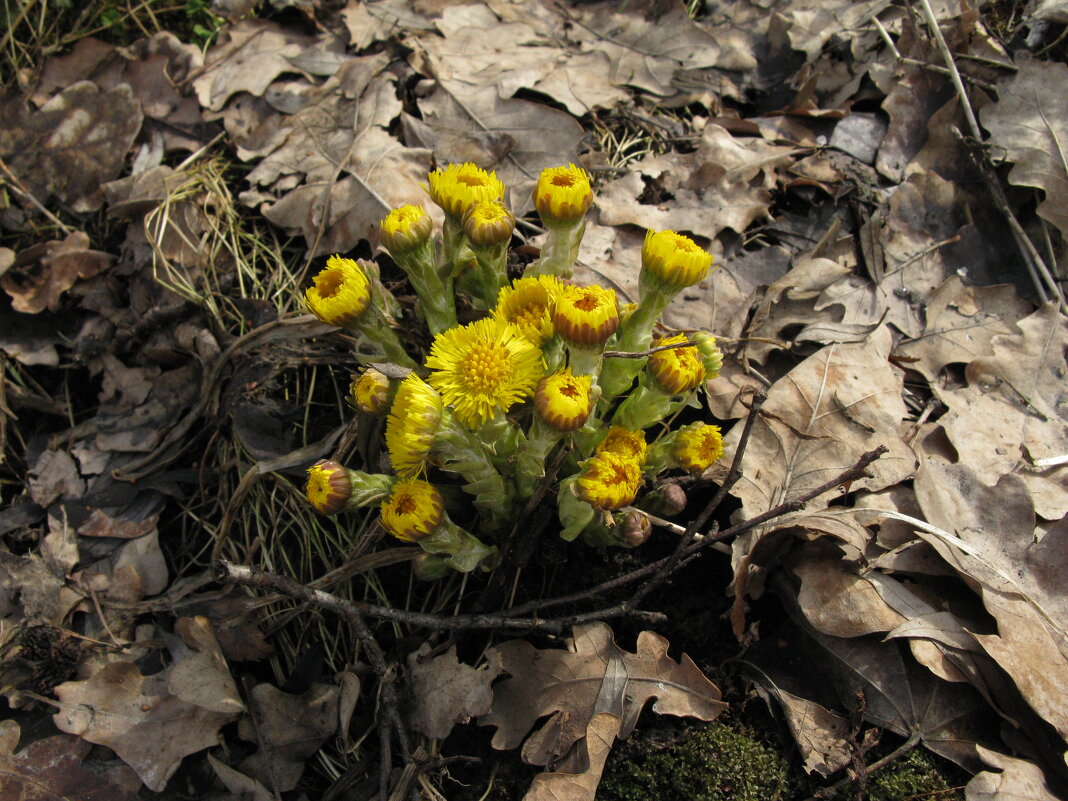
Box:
380;204;432;255
640;482;688;517
304;255;371;327
533;163;592;225
575;451;642;511
351;367;393;415
619;510;652;548
641;230;713;289
305;460;353;515
673;422;724;475
691;331;723;379
595;426;648;466
380;478;444;542
494;275;563;346
648;334;705;395
411;552;450;581
463;199;515;247
425;162;504;218
552;283;619;348
385;374;443;477
534;369;592;432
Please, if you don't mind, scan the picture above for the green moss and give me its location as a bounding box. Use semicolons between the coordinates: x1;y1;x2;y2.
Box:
867;749;964;801
598;721;789;801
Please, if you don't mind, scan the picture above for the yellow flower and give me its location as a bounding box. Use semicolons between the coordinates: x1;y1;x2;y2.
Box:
691;331;723;379
493;275;563;345
596;426;648;465
552;283;619;347
575;451;642;510
673;422;724;474
305;460;352;515
463;199;515;247
535;369;592;432
380;478;444;542
304;255;371;327
380;204;432;254
426;162;505;218
648;334;705;395
533;163;592;224
641;230;713;289
351;368;392;415
425;317;543;428
385;374;443;477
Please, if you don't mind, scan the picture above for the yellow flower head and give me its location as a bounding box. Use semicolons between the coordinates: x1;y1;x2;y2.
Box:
425;317;544;429
673;421;724;474
648;334;705;395
305;459;352;515
552;283;619;348
380;478;444;542
535;369;592;432
304;255;371;327
426;162;505;218
596;426;648;466
385;374;443;477
691;331;723;379
351;367;392;415
575;451;642;510
642;230;713;289
463;199;515;247
493;275;563;345
534;163;592;224
380;204;432;254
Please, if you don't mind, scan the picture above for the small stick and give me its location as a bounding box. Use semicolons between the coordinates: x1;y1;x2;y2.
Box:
0;157;74;235
603;340;698;359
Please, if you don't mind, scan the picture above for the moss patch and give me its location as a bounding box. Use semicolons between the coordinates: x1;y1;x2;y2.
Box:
867;748;965;801
598;720;789;801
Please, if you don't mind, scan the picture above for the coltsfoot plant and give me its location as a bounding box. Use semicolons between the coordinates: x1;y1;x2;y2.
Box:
301;161;726;574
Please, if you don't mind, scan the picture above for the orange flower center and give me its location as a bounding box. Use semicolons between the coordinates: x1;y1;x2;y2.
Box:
574;291;600;312
317;269;344;298
458;174;488;188
396;495;416;515
560;383;580;399
551;174;576;187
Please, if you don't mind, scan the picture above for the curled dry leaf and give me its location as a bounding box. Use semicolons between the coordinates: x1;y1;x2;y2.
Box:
522;713;623;801
480;622;724;767
2;231;113;315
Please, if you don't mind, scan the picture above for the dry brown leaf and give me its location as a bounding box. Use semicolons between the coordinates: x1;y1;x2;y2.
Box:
965;746;1063;801
2;231;113;315
981;55;1068;243
774;0;890;63
480;622;724;767
936;302;1068;520
403;79;585;215
792;552;906;638
710;326;916;521
0;730;142;801
596;124;798;239
341;0;436;50
0;82;142;212
236;681;339;793
53;619;243;791
522;713;622;801
408;644;497;740
207;753;274;801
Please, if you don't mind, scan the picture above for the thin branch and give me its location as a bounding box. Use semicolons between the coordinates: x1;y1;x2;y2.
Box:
603;340;698;359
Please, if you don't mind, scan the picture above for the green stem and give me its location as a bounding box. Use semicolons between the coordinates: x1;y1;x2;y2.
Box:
526;221;585;278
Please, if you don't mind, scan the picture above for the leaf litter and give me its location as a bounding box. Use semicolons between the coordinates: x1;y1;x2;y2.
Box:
0;0;1067;799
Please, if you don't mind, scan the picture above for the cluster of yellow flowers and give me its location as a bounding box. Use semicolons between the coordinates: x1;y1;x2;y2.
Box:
301;161;726;575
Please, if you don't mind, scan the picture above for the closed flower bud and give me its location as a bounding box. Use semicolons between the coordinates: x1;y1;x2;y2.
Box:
673;422;724;475
463;199;515;247
691;331;723;379
648;334;705;395
380;204;432;254
305;460;352;515
619;510;652;548
533;163;592;225
535;369;592;432
552;283;619;348
425;162;504;218
640;483;688;517
380;478;444;542
411;552;450;581
304;255;371;327
385;374;443;477
641;230;713;289
494;275;563;346
351;367;393;415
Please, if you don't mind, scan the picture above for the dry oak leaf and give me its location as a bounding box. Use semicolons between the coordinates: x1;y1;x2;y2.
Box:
981;55;1068;244
53;618;243;791
965;745;1062;800
0;82;142;212
408;643;497;740
479;622;724;768
522;713;623;801
0;730;141;801
2;231;113;314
